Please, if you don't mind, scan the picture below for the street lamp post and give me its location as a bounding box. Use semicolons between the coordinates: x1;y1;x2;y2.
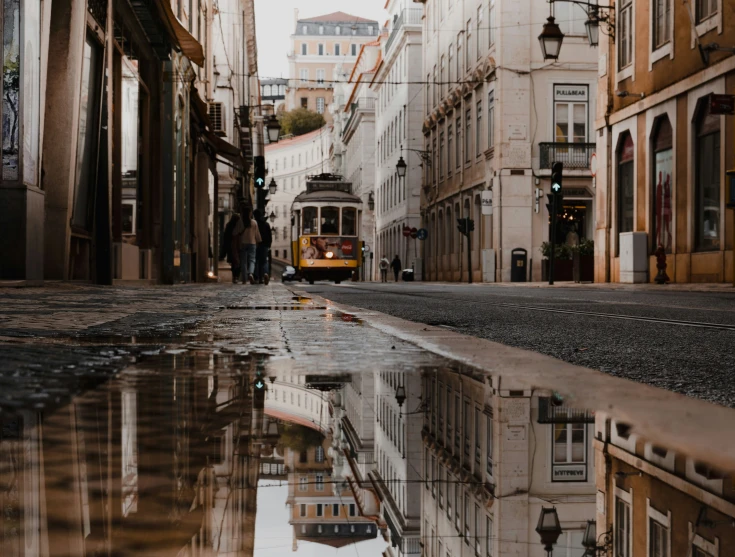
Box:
581;520;613;556
266;114;282;143
269;177;277;196
536;507;563;556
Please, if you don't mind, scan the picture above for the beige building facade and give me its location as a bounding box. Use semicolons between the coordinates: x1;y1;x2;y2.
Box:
286;10;380;125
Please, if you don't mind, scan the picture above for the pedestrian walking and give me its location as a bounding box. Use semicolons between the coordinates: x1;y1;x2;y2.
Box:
379;256;390;283
221;213;241;283
254;209;272;285
232;205;262;285
390;255;402;282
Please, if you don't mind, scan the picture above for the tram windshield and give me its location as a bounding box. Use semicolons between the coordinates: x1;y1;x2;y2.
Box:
320;206;339;235
342;207;357;236
302;207;318;235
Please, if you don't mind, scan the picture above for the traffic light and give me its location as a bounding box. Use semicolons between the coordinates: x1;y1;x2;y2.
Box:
457;218;468;237
546;194;563;217
551;161;563;194
253;370;265;391
467;219;475;232
254;156;266;189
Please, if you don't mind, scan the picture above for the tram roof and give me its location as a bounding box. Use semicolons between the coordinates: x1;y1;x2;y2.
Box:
293;190;363;204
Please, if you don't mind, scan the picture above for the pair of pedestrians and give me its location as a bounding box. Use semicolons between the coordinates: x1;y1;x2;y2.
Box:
222;205;272;285
379;255;402;282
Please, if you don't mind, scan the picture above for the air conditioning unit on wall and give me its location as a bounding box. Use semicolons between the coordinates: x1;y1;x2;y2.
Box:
208;102;225;136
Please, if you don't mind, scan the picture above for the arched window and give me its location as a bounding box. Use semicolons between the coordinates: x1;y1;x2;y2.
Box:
446;206;453;255
454;202;461;253
651;116;673;253
438;209;445;256
695;100;721;251
617;132;635;239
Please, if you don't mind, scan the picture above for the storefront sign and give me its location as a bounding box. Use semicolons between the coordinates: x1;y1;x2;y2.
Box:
481;190;493;215
710;94;735;115
554;85;589;102
552;464;587;482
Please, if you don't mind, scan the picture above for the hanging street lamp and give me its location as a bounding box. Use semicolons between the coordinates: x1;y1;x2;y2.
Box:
266;114;282;143
269;211;276;223
581;520;613;556
396;156;408;179
538;16;565;60
395;385;407;408
269;177;277;196
536;507;563;556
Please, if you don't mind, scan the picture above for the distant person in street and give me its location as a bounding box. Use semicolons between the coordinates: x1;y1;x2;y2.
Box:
254;209;272;285
232;205;262;285
390;255;402;282
221;212;241;283
379;256;390;283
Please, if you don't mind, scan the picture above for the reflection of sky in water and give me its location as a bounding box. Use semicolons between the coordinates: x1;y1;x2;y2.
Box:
255;481;389;556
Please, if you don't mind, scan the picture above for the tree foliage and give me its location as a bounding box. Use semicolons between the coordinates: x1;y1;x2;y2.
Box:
279;108;325;137
277;423;325;454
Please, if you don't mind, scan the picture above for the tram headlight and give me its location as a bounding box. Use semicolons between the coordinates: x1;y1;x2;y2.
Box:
325;251;334;259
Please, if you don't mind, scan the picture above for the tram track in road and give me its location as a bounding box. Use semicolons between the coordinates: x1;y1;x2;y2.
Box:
314;284;735;332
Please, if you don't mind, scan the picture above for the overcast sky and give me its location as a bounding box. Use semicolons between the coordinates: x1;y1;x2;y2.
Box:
254;0;388;79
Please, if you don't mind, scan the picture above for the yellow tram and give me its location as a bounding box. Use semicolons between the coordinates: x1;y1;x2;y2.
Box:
291;174;364;284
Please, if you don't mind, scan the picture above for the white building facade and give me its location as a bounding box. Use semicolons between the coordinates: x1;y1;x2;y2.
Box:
373;1;424;274
418;0;598;282
339;41;381;280
264;127;332;262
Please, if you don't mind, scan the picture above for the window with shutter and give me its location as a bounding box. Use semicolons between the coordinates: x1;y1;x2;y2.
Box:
208;102;224;135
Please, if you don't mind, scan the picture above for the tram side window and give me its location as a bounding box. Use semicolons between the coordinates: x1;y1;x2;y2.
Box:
302;207;318;235
321;206;340;235
342;208;357;236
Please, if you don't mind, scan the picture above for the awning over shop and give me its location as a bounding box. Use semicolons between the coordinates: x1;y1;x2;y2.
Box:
204;130;245;168
154;0;205;66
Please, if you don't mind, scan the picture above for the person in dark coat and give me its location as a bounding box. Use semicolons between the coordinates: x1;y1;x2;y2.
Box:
221;213;241;283
253;209;273;285
390;255;402;282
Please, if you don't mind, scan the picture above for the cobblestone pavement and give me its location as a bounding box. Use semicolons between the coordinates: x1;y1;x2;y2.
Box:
0;283;441;415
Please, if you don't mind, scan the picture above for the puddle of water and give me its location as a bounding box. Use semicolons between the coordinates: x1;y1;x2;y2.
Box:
1;350;734;556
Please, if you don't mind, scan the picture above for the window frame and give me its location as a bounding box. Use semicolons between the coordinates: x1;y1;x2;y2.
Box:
646;500;671;557
614;486;633;557
551;423;588;482
616;0;635;82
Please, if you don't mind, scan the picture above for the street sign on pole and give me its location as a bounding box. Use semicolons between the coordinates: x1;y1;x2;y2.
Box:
410;227;418;239
403;226;412;237
481;190;493;215
416;228;428;240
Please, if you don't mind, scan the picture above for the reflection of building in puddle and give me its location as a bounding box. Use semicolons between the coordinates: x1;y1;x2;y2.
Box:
595;415;735;555
283;426;379;551
421;368;596;557
336;370;421;555
0;353;270;557
264;371;382;551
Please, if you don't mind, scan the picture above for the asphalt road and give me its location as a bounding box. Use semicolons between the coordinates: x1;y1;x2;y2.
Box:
300;282;735;407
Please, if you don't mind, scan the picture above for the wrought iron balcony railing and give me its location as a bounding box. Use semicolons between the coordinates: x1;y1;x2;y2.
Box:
539;142;596;170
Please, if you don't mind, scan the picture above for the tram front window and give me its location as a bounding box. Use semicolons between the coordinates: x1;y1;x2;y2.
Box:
302;207;318;235
320;206;339;235
342;208;357;236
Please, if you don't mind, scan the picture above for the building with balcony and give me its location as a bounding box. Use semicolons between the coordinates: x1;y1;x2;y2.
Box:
593;0;735;283
373;2;424;275
338;39;382;280
263;126;331;264
286;10;380;125
416;0;598;282
260;78;288;113
420;366;596;557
